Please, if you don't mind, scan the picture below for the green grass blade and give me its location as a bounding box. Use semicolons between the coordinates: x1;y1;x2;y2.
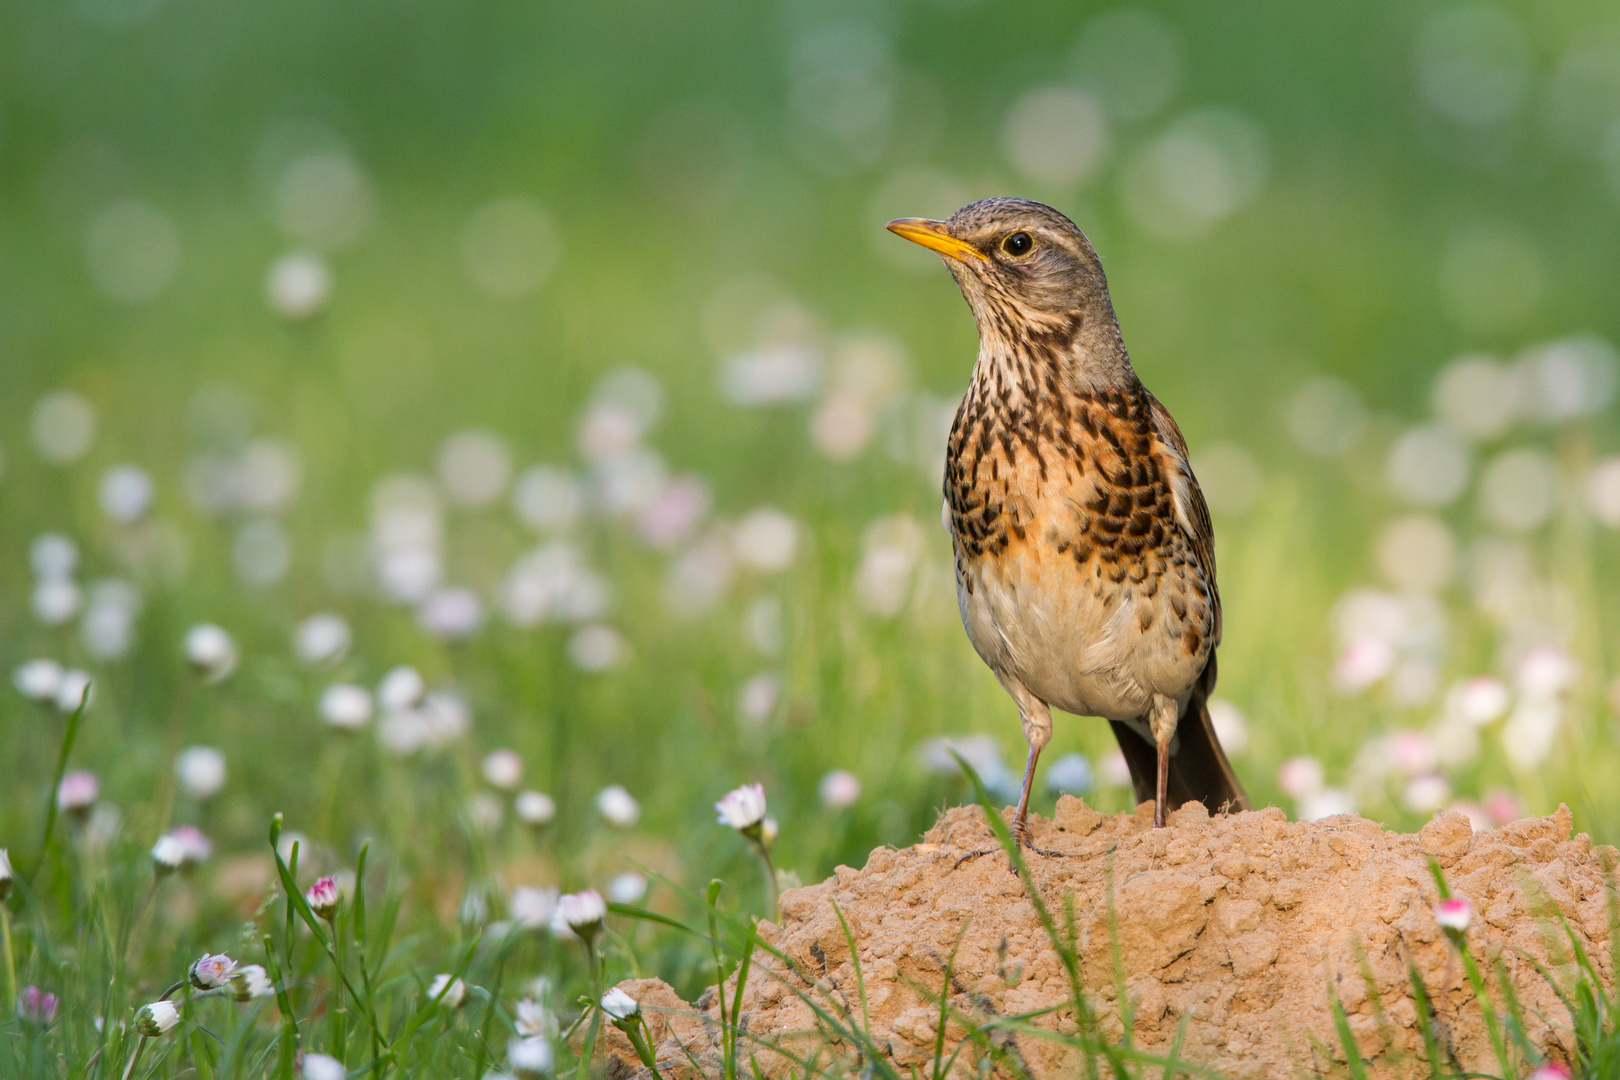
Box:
29;682;90;887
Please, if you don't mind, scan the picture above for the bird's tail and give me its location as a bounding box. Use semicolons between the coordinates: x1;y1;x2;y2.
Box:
1109;658;1250;816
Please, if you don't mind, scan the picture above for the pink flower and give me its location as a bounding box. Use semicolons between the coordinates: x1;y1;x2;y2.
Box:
305;876;340;920
17;986;59;1024
715;783;767;831
634;475;710;549
1484;789;1520;827
189;953;237;990
1334;636;1394;693
1385;730;1436;774
56;770;98;813
168;825;213;865
1276;756;1324;799
1527;1063;1573;1080
1434;897;1471;939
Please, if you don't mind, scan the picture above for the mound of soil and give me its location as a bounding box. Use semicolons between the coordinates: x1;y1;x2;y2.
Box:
600;799;1616;1079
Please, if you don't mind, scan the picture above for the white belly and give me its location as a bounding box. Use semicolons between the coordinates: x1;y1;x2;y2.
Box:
956;546;1209;722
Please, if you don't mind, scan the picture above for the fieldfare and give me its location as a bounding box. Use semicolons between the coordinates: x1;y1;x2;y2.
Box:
888;198;1250;838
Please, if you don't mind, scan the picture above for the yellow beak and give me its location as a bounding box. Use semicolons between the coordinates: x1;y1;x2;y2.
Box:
885;218;988;262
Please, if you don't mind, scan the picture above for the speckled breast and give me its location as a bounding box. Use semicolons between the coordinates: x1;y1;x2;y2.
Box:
945;385;1215;720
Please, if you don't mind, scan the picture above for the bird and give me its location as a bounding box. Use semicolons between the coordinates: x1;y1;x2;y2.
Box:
887;198;1249;839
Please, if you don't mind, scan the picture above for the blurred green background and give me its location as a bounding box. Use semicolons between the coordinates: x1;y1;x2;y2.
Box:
4;0;1620;1043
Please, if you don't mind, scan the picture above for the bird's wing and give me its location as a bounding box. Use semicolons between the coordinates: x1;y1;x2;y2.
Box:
1145;392;1220;645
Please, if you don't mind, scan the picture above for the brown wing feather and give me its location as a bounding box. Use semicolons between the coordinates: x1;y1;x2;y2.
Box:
1144;392;1220;644
1119;391;1249;814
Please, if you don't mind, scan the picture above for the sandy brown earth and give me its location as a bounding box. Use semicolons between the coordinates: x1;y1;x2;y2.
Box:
598;799;1616;1079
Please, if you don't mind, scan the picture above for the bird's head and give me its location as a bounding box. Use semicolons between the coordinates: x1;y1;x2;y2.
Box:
887;198;1124;370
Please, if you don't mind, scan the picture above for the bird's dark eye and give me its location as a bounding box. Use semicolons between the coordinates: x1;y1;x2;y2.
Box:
1001;231;1033;256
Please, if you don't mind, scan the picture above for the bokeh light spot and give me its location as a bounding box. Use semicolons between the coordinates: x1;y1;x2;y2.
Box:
86;199;178;303
461;197;560;299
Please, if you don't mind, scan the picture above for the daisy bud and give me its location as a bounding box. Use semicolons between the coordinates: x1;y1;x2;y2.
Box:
607;871;647;905
1528;1063;1574;1080
427;973;466;1008
319;684;373;731
184;624;238;683
481;749;523;791
600;987;639;1023
595;784;640;828
17;986;59;1024
306;876;340;920
818;768;860;810
1434;897;1472;941
57;770;98;815
229;964;273;1001
151;834;186;874
301;1051;346;1080
509;885;558;931
189;953;236;990
13;658;64;702
377;665;425;711
515;790;556;828
30;532;78;578
760;816;779;850
176;825;213;865
133;999;180;1037
557;888;606;942
715;783;767;833
267;251;332;321
507;1035;553;1078
32;580;81;627
0;848;12;901
175;746;227;800
293;612;351;667
100;464;154;522
513;998;553;1038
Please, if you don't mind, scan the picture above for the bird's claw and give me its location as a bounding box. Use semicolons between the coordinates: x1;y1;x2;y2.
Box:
953;847;1001;869
1012;818;1034;849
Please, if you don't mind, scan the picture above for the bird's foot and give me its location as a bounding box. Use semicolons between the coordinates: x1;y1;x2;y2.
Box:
953;847;1002;869
1012;819;1069;857
952;824;1072;869
1012;816;1034;849
952;845;1070;870
1153;799;1167;828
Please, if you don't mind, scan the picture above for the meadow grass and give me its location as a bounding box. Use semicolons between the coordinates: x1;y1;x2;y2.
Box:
6;0;1620;1074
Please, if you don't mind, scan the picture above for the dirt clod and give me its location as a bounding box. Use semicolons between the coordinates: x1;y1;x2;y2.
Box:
600;800;1612;1078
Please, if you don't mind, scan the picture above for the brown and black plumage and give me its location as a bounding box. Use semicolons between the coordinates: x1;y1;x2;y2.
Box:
888;197;1249;838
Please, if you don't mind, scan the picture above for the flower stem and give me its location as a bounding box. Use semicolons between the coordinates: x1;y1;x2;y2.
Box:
119;1035;149;1080
575;941;601;1080
623;1018;663;1078
1;907;14;1018
121;879;160;978
749;838;778;922
29;683;89;887
1457;942;1510;1072
327;911;346;1059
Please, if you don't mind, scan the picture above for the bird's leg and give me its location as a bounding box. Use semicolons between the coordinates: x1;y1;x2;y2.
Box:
1012;742;1041;848
1012;698;1052;848
1149;694;1179;828
956;685;1073;867
1154;740;1170;828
